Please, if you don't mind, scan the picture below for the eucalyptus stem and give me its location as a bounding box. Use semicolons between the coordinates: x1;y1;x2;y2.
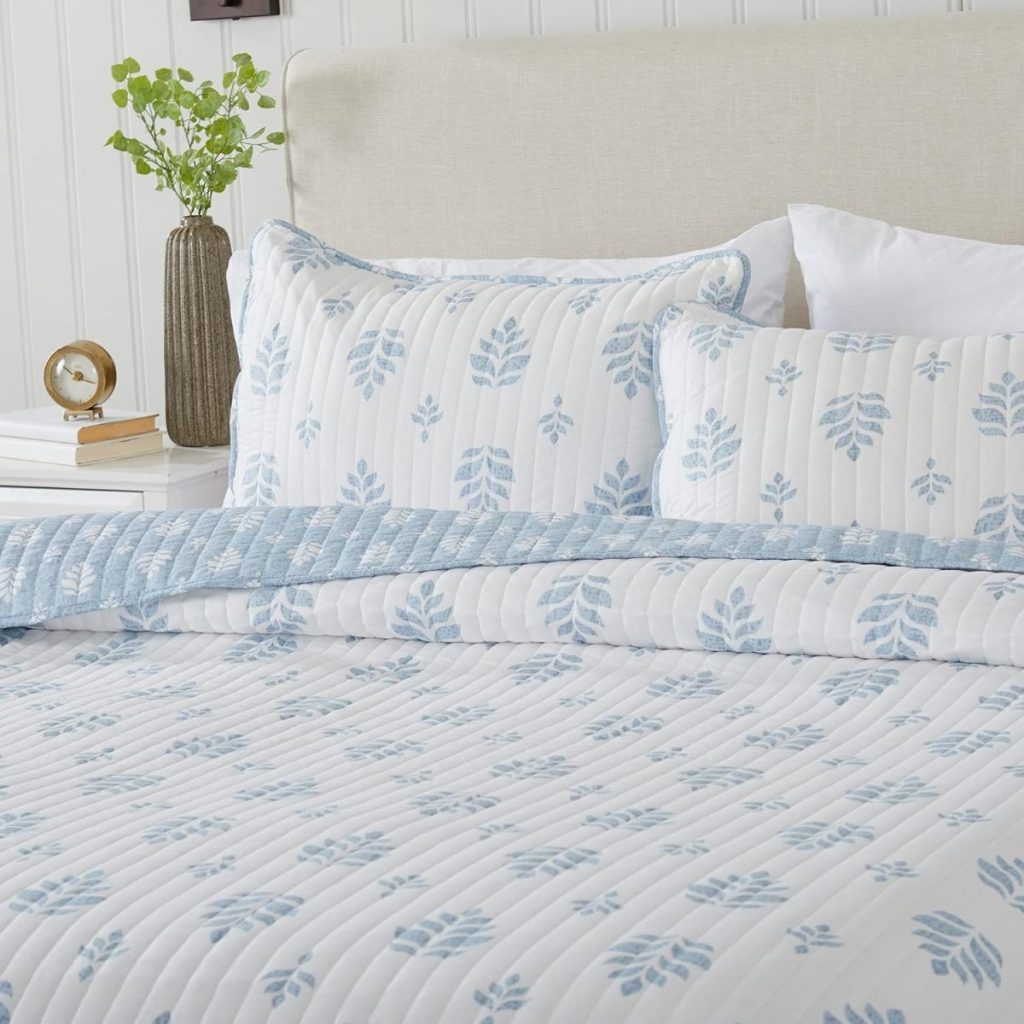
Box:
106;53;285;219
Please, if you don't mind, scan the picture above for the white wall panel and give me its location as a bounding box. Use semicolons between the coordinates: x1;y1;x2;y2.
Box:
0;0;1004;416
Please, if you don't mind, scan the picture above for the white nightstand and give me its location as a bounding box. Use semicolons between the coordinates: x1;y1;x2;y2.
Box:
0;447;230;520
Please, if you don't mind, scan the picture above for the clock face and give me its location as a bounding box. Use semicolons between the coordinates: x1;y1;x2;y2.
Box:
48;350;102;407
43;342;116;413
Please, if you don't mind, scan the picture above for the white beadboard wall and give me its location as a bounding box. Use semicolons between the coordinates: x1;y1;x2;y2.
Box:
0;0;1012;416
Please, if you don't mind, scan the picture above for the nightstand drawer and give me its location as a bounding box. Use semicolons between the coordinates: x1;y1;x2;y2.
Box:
0;486;145;520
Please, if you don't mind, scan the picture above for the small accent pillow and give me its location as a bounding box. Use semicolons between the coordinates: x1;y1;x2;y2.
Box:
790;204;1024;336
653;305;1024;540
227;220;768;512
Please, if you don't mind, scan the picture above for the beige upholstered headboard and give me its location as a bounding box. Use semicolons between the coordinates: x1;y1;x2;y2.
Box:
283;12;1023;326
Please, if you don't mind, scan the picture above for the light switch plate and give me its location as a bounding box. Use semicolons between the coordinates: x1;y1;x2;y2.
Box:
190;0;280;21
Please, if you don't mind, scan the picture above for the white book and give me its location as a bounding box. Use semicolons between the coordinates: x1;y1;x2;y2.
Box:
0;407;159;445
0;431;165;466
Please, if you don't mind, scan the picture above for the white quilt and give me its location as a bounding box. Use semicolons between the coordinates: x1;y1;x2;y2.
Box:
0;507;1022;1024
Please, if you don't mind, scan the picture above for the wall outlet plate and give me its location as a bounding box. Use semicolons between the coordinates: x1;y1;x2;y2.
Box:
190;0;280;20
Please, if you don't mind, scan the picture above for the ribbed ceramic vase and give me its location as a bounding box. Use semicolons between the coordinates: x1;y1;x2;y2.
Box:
164;215;239;447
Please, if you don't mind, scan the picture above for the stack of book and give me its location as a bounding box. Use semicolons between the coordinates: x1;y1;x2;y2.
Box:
0;408;164;466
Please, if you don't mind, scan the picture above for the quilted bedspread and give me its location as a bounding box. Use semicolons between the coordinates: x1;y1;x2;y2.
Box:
1;506;1024;1024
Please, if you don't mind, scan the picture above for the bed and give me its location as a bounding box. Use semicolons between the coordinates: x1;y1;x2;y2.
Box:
3;11;1024;1024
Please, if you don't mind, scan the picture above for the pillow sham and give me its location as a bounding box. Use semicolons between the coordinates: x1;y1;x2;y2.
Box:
226;218;792;337
226;220;768;513
790;203;1024;336
653;305;1024;540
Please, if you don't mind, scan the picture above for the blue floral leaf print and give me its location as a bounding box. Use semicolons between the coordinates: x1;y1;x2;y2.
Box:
250;324;290;397
348;654;422;686
298;832;392;867
697;586;770;653
910;458;952;506
142;816;233;844
378;874;429;897
979;682;1024;709
285;233;345;271
40;712;121;738
539;572;613;643
745;725;825;751
867;860;919;883
584;715;663;741
0;982;11;1024
647;670;723;700
201;891;304;943
248;586;314;633
509;651;583;685
858;592;938;659
224;635;298;664
572;891;621;916
584;458;651;516
912;910;1002;988
779;821;874;851
569;287;602;315
455;445;515;511
602;321;655;400
0;812;44;837
235;778;319;801
10;868;110;915
506;847;600;878
765;359;802;397
605;934;714;997
972;371;1024;437
846;775;938;804
347;328;406;399
925;730;1010;758
321;292;354;319
411;394;443;443
914;350;952;382
344;738;425;761
787;923;843;954
410;791;499;816
681;408;741;480
119;601;169;632
80;773;163;796
822;1005;906;1024
240;452;281;505
759;472;797;522
819;392;891;462
686;871;787;909
585;808;672;831
276;696;350;720
983;576;1024;602
73;634;147;666
470;316;531;388
820;666;902;706
392;908;495;958
827;332;896;355
700;272;742;310
339;458;390;507
295;402;321;448
262;951;315;1011
538;395;574;445
688;319;754;362
490;755;575;780
76;929;127;982
472;972;530;1024
678;766;763;790
390;579;462;642
442;286;478;314
978;855;1024;913
940;810;989;833
973;493;1024;543
422;704;494;726
167;734;247;759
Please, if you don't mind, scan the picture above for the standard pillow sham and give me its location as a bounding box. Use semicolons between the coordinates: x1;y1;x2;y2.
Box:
653;305;1024;540
790;203;1024;337
226;220;768;513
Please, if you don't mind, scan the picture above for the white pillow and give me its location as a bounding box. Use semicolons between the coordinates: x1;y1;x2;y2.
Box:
226;220;777;513
790;203;1024;336
653;305;1024;540
226;218;793;337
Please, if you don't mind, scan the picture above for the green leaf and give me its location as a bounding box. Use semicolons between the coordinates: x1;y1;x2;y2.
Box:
111;132;129;152
177;67;194;82
123;57;141;74
111;63;127;82
231;52;252;66
222;71;236;89
111;89;128;108
134;158;152;175
255;70;271;88
257;94;276;109
155;67;172;81
266;131;286;146
237;95;250;111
